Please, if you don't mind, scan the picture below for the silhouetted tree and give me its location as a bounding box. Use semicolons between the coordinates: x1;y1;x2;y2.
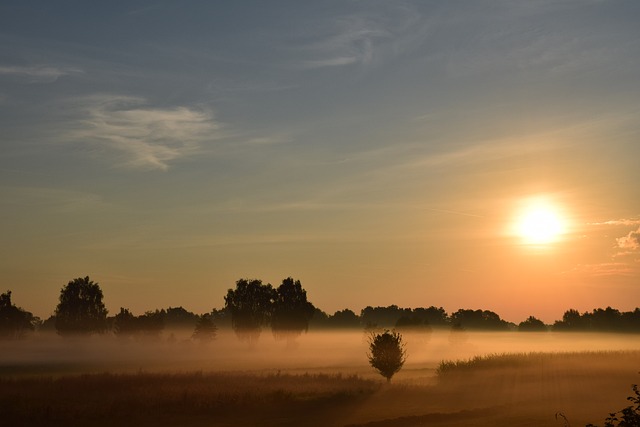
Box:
308;307;330;329
518;316;547;332
113;307;137;337
162;306;199;329
449;309;511;330
367;330;407;383
137;310;164;337
271;277;315;341
395;315;431;331
224;278;275;344
0;291;36;339
553;307;640;332
361;305;449;329
192;314;217;343
327;308;361;328
55;276;108;335
412;306;449;327
361;305;405;328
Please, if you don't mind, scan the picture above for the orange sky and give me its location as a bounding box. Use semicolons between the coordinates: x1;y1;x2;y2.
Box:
1;1;639;323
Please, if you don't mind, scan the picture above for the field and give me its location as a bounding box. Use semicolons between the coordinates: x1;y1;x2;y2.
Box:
1;330;639;426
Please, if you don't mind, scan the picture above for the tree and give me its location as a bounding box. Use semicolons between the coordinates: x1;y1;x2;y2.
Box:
327;308;361;328
54;276;108;335
518;316;547;332
553;309;585;331
192;314;218;343
367;330;407;383
449;309;511;330
113;307;137;337
224;278;275;344
0;291;36;339
271;277;315;341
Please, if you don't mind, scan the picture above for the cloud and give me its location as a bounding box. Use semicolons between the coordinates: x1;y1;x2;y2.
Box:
293;4;430;70
66;95;221;170
568;263;635;277
617;226;640;251
298;22;383;69
0;65;82;83
590;218;640;227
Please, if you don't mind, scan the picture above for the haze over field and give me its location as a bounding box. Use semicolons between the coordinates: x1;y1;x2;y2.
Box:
1;1;639;323
2;331;640;426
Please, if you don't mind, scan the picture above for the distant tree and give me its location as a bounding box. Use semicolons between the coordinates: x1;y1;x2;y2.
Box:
113;308;137;337
589;307;622;331
449;309;511;330
136;310;164;337
518;316;547;332
209;307;232;329
192;314;218;343
412;306;449;327
55;276;108;335
162;306;199;329
621;309;640;332
367;330;407;383
553;308;585;331
0;291;36;339
395;315;431;332
271;277;315;341
361;305;405;328
308;307;330;329
224;278;275;344
327;308;361;328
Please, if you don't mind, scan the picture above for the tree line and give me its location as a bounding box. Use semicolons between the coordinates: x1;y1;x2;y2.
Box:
2;275;640;340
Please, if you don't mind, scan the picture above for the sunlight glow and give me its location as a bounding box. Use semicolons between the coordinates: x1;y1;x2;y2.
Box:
512;198;567;245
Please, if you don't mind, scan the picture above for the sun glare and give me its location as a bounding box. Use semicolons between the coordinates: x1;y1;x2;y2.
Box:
513;199;567;245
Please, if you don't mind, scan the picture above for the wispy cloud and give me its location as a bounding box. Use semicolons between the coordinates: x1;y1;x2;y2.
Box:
65;95;222;170
293;4;430;70
0;65;82;83
297;21;383;69
590;218;640;227
568;262;636;277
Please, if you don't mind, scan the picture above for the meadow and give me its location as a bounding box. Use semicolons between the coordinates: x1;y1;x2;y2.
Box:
1;330;639;426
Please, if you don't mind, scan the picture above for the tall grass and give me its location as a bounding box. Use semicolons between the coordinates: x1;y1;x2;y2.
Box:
436;350;640;378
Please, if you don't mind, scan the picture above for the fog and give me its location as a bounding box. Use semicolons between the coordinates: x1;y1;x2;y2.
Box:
2;329;639;377
2;330;639;426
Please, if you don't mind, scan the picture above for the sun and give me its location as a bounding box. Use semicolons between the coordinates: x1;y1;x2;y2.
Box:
513;199;567;245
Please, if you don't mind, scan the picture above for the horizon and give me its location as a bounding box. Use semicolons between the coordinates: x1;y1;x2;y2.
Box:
2;1;639;325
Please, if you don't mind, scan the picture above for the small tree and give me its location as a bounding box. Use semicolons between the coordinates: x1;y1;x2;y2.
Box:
367;330;407;382
55;276;108;335
192;314;218;343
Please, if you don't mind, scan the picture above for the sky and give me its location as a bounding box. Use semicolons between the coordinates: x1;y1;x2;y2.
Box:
1;0;639;323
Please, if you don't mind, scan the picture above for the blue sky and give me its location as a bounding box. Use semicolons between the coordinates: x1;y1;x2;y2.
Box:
2;0;639;321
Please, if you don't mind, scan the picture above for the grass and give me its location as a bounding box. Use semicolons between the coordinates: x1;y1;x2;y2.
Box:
0;371;379;427
436;350;640;378
3;349;640;426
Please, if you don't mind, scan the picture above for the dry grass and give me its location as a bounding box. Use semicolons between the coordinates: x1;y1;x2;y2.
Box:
0;371;379;427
